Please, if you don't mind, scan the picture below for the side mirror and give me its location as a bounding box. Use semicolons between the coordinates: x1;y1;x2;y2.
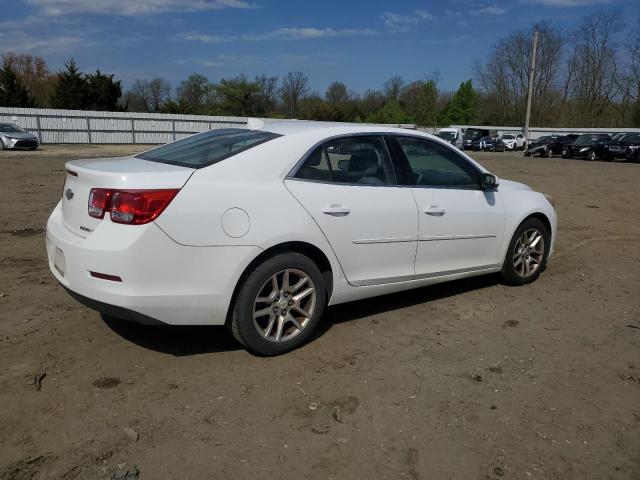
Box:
481;173;499;190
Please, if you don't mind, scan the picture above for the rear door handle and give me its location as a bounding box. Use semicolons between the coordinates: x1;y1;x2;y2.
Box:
322;204;350;216
425;206;445;216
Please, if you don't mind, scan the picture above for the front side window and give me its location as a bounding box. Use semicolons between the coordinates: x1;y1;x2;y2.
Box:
136;128;281;168
295;136;396;186
394;136;480;189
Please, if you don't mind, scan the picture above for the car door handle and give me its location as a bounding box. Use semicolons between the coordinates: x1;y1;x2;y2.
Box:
322;205;350;216
425;206;445;216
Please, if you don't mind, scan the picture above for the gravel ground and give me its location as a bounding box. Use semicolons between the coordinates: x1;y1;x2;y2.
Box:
0;144;639;480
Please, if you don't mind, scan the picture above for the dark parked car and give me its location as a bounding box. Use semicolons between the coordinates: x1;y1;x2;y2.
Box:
606;133;640;162
471;136;496;152
525;134;580;157
562;134;611;161
0;123;39;150
462;128;493;150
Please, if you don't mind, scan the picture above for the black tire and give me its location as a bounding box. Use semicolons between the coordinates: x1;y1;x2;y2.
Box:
230;252;326;356
587;150;597;161
545;147;552;158
0;139;4;150
501;217;550;286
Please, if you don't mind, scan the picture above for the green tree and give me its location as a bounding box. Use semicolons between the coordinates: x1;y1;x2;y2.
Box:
0;63;34;107
85;70;122;111
50;59;89;109
176;74;212;114
439;80;478;125
400;80;439;126
214;75;261;116
365;100;410;124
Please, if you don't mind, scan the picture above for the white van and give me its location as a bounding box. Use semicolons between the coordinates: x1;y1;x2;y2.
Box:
437;127;464;149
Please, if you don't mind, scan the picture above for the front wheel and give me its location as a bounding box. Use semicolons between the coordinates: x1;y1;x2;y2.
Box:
587;150;597;161
501;218;550;285
230;252;326;356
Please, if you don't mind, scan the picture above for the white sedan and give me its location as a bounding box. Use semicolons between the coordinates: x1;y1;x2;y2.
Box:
46;121;557;355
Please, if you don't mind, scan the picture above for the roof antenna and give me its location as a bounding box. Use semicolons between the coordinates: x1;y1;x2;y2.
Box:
246;118;265;130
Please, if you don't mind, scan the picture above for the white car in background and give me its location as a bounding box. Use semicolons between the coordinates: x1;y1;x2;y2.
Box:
46;121;557;355
501;132;526;151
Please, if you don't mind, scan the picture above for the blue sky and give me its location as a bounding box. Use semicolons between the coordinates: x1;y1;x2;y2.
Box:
1;0;638;94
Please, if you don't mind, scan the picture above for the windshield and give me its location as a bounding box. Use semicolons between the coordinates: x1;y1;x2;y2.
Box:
573;134;606;146
437;131;456;141
136;128;281;168
531;136;550;144
501;134;514;139
0;123;25;133
463;129;488;141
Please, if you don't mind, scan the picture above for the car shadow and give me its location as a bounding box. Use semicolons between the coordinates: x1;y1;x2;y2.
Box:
315;274;501;337
102;274;501;357
101;315;241;356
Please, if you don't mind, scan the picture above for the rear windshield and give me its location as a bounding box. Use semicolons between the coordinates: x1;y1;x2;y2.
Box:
136;128;281;168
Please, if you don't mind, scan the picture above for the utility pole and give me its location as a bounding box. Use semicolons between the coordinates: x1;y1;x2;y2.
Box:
524;30;539;145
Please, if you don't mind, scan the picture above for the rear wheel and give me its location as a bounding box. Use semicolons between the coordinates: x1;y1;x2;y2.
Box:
501;218;550;285
587;150;597;161
230;252;326;356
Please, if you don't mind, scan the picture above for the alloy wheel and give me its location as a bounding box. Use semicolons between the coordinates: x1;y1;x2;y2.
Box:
252;268;316;342
512;228;545;278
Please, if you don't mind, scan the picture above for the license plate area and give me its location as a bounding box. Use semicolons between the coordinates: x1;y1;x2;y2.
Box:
54;247;65;276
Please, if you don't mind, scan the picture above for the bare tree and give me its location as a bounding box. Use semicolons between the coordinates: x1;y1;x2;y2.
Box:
475;21;564;126
325;81;350;105
147;78;172;111
255;74;279;114
280;71;309;117
565;9;624;126
2;52;54;106
383;76;404;101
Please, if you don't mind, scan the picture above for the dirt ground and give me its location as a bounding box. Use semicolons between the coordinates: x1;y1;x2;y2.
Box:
0;144;639;480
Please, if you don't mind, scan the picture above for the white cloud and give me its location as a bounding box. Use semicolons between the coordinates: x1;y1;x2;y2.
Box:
181;32;233;43
180;26;376;43
380;9;434;30
26;0;257;16
480;6;508;14
266;27;376;39
524;0;612;5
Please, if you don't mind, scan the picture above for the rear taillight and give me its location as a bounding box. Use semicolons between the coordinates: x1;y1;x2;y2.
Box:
88;188;179;225
88;189;112;219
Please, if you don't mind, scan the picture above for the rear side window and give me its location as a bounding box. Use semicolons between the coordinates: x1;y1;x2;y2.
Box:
136;128;281;168
295;136;396;186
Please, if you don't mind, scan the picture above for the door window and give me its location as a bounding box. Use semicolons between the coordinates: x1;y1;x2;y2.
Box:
393;136;480;189
295;136;396;186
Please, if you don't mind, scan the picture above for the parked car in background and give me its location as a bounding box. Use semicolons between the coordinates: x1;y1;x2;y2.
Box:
463;128;492;150
606;132;640;162
0;123;39;150
525;135;580;158
500;133;526;151
46;121;557;355
471;136;496;152
437;127;463;149
562;134;611;161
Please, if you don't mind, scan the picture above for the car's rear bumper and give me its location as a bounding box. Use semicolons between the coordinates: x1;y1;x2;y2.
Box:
46;202;261;325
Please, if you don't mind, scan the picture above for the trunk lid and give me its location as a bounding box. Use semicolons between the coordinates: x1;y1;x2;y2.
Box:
62;156;194;237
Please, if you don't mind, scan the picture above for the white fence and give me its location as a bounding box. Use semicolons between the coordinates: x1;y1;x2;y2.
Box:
0;107;250;144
